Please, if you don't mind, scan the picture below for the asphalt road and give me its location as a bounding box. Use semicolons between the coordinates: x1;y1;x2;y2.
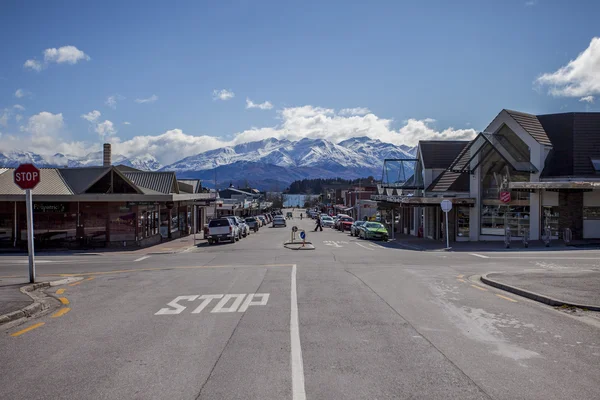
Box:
1;210;600;399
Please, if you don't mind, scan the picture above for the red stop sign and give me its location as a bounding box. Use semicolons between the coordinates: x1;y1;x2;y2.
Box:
14;164;41;190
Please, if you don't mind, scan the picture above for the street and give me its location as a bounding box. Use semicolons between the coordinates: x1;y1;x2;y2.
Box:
1;210;600;400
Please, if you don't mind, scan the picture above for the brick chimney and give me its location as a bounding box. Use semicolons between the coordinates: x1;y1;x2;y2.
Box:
103;143;111;167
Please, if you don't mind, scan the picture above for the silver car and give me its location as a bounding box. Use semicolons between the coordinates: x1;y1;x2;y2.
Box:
272;216;287;227
234;216;250;237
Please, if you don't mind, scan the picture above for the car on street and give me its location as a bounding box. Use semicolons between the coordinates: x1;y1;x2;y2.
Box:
257;215;268;226
207;218;239;244
358;222;389;241
320;215;334;227
234;216;250;237
333;214;349;229
350;220;366;236
273;215;287;227
225;216;244;240
245;217;259;232
337;216;354;232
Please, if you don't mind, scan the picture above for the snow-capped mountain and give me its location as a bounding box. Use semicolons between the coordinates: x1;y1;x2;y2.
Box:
0;150;163;171
163;137;414;172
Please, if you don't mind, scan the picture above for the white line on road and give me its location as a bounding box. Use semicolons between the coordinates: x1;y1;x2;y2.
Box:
369;243;386;249
134;256;151;262
290;264;306;400
355;242;375;251
469;253;489;259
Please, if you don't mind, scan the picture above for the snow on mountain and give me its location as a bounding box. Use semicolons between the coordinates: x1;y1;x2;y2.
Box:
0;150;162;171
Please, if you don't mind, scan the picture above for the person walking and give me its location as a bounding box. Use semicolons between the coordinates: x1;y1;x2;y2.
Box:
314;216;323;231
300;213;303;220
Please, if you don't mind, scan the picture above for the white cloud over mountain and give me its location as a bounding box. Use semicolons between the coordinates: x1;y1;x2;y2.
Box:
0;105;476;166
135;94;158;104
213;89;235;101
535;37;600;97
246;98;273;110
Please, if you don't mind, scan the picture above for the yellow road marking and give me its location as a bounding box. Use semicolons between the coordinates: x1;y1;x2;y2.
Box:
84;277;95;281
456;274;464;278
58;297;69;305
496;294;518;303
471;284;488;291
11;322;45;337
68;281;82;287
457;278;466;283
51;307;71;318
56;288;66;295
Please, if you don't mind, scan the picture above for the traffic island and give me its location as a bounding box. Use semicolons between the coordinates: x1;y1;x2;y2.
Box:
481;271;600;311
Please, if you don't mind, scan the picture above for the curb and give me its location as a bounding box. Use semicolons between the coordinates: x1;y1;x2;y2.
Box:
480;273;600;312
0;277;82;327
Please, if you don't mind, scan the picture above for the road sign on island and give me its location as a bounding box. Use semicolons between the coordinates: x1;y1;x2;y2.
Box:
14;163;40;283
14;163;41;190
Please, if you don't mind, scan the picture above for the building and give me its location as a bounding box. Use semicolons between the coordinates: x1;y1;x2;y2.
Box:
0;144;215;250
374;110;600;243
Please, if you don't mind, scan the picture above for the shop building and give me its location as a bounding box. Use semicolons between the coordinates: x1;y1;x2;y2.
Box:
0;146;215;250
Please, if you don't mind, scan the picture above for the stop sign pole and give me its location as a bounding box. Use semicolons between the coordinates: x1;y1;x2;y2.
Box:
14;164;41;283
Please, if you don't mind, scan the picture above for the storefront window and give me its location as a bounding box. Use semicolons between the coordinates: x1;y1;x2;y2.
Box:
0;202;15;246
542;206;559;238
583;207;600;220
457;207;470;238
108;204;135;242
82;203;107;243
20;203;78;247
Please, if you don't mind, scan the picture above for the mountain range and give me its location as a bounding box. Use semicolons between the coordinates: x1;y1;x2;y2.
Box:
0;137;417;190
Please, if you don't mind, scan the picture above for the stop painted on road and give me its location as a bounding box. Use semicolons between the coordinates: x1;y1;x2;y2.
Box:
155;293;270;315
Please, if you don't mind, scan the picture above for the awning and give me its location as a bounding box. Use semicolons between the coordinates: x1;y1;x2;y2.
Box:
510;181;600;191
449;132;538;174
373;194;475;207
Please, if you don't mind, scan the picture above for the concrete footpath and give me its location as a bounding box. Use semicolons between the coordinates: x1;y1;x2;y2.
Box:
0;283;32;316
482;270;600;311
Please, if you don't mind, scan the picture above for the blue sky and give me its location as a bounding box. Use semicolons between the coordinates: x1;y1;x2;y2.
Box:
1;0;599;165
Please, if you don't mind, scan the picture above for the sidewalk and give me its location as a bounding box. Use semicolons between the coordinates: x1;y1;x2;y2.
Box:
385;233;600;252
482;270;600;311
0;282;33;317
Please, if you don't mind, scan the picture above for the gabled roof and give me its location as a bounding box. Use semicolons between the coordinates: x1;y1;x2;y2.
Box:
426;170;469;193
419;141;470;169
0;168;73;195
122;171;179;194
177;181;195;194
502;110;552;146
178;179;200;193
58;167;111;194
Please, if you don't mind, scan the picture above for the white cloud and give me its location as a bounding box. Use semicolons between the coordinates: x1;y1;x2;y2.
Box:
338;107;371;116
246;98;274;110
95;120;117;140
135;94;158;104
123;121;131;125
13;104;25;111
579;95;595;103
24;59;43;72
43;46;90;64
15;89;30;98
105;95;119;109
0;109;9;127
535;37;600;97
81;110;101;122
15;114;23;122
213;89;235;101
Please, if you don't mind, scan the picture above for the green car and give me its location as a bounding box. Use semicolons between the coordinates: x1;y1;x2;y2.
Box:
359;222;389;241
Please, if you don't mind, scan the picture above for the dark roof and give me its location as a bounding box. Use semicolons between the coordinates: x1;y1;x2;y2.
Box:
504;110;552;146
178;179;200;193
419;141;469;169
116;165;142;172
122;171;178;194
58;167;111;194
426;171;469;193
0;168;73;195
538;112;600;178
178;181;195;194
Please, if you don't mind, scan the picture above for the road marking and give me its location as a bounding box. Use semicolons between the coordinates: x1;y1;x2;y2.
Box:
496;294;518;303
51;307;71;318
290;264;306;400
58;297;69;305
11;322;45;337
355;243;375;251
469;253;489;258
368;243;386;249
155;295;199;315
457;278;466;283
456;274;464;278
211;294;246;313
471;284;488;291
56;288;66;295
68;281;82;287
134;255;151;262
323;241;343;247
191;294;223;314
238;293;270;312
84;277;94;282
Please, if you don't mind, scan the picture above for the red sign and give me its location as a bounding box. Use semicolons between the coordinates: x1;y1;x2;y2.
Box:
500;191;511;203
14;164;41;190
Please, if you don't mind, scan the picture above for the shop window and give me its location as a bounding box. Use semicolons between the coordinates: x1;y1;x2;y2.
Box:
456;207;470;238
583;207;600;220
108;204;136;242
542;206;559;238
0;213;13;245
83;203;107;243
592;159;600;173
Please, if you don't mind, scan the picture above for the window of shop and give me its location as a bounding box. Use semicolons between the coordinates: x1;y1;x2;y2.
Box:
82;203;107;244
178;207;187;232
583;207;600;220
456;207;470;239
20;203;77;247
0;202;15;246
137;204;159;239
108;204;136;242
542;206;560;238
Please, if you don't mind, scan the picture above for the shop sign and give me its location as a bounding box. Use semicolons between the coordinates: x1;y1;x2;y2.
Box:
500;191;511;203
127;201;159;206
33;203;66;213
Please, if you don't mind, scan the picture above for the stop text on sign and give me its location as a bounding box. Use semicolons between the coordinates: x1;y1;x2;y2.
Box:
155;293;270;315
14;171;39;182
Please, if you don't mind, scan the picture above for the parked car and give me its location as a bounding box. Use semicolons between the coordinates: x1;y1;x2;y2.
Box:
273;216;287;227
207;218;238;244
338;216;354;232
245;217;259;232
358;222;389;241
234;216;250;237
257;215;267;226
350;221;366;236
333;214;349;229
225;216;244;240
320;215;334;228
